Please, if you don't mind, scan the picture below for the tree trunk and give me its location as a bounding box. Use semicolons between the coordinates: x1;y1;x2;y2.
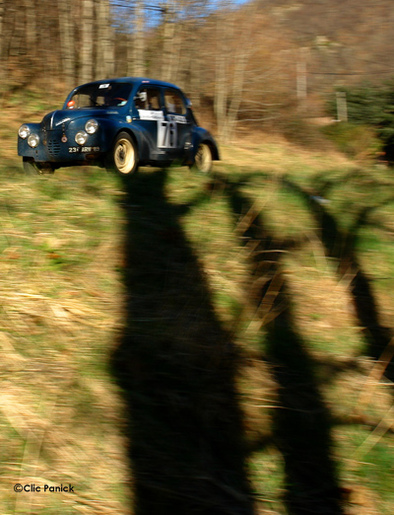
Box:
214;8;233;141
24;0;37;51
161;0;177;81
58;0;75;87
214;2;257;142
0;0;4;69
96;0;114;79
80;0;94;83
132;0;145;76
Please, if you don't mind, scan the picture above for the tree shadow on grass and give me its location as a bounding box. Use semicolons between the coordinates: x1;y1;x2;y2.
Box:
111;170;255;515
220;177;345;514
282;177;393;380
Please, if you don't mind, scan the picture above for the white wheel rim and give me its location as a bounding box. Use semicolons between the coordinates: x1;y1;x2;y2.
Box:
114;138;135;174
196;144;212;173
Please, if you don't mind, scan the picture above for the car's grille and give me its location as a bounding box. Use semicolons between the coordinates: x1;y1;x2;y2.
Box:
47;138;61;156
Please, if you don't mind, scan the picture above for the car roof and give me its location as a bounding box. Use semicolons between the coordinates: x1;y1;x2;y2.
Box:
76;77;181;90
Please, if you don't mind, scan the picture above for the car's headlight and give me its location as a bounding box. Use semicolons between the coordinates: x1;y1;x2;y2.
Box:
85;119;98;134
19;124;31;139
27;133;40;148
75;131;88;145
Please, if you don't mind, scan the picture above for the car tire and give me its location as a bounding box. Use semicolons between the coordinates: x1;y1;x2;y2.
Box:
192;142;213;173
109;132;139;175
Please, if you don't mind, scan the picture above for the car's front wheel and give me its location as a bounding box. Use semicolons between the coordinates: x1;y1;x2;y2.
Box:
192;142;213;173
108;132;139;175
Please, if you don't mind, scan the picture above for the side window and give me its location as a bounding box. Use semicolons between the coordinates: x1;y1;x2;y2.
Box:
134;87;161;110
164;89;186;115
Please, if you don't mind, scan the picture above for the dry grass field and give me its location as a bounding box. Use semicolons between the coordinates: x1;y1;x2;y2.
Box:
1;91;393;514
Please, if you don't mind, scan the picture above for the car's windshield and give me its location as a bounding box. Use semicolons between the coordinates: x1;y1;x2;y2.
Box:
66;82;133;109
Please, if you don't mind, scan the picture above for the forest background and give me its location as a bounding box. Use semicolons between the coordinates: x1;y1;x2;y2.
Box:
2;0;394;143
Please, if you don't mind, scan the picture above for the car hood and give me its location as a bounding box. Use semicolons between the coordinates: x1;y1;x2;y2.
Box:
41;109;120;130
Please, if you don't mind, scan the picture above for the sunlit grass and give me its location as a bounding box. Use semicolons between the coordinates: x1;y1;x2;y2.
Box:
1;92;393;514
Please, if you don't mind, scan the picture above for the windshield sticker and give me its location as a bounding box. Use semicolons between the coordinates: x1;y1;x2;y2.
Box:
167;114;187;124
99;83;110;89
139;110;164;121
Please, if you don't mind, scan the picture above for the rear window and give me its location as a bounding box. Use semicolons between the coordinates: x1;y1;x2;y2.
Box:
164;89;186;115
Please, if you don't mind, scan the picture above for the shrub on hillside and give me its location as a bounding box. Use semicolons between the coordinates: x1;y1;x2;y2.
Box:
321;122;383;160
278;113;328;149
327;80;394;161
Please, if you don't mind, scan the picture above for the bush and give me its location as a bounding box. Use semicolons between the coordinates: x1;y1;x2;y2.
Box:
279;114;327;149
326;80;394;162
321;122;383;160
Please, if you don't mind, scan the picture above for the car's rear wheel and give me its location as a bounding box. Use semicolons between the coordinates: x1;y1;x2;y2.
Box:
192;142;213;173
109;132;139;175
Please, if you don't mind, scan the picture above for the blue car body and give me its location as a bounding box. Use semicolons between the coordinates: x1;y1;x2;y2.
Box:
18;77;219;174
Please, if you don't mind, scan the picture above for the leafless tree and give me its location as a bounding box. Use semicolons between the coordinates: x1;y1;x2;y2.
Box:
80;0;94;83
58;0;76;86
214;1;260;141
132;0;145;76
0;0;5;87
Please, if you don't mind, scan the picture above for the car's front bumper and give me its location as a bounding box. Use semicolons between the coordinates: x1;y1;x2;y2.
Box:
18;127;105;164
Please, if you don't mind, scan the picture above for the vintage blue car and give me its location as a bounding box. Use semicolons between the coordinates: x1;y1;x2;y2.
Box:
18;77;219;176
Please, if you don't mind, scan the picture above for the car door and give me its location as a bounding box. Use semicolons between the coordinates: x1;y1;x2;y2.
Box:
133;86;165;159
161;87;192;159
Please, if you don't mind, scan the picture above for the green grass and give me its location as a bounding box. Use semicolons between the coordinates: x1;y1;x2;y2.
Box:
0;165;128;513
1;91;393;514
